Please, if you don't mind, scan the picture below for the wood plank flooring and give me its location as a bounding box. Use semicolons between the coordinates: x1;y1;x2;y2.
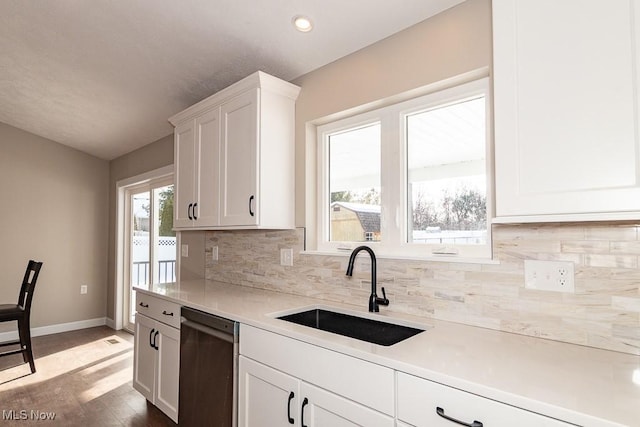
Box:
0;326;175;426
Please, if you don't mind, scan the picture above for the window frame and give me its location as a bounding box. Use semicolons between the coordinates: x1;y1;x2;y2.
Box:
316;77;493;260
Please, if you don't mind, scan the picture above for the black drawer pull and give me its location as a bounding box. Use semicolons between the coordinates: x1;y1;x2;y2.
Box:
149;328;155;348
153;331;159;350
436;407;483;427
162;310;174;316
301;397;309;427
188;203;193;220
193;202;198;220
139;302;149;308
287;391;295;424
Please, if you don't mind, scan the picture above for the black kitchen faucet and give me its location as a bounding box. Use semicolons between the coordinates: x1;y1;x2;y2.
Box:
346;246;390;312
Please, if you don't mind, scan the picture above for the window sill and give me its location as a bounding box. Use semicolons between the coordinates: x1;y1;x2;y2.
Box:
300;250;499;265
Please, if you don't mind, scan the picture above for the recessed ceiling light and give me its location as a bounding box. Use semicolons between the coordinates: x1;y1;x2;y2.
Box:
292;15;313;33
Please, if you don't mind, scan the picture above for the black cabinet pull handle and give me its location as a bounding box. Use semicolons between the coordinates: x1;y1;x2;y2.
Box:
149;328;155;348
301;397;309;427
162;310;174;316
249;195;255;216
287;391;295;424
188;203;193;220
139;302;148;308
153;331;159;350
193;202;198;220
436;407;483;427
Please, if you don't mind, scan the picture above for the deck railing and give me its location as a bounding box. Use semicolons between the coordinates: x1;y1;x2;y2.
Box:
132;260;176;286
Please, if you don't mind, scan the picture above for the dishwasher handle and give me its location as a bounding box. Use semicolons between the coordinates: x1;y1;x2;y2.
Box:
182;319;234;344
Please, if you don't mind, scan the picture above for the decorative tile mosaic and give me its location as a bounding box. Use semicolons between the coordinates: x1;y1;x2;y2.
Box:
204;224;640;355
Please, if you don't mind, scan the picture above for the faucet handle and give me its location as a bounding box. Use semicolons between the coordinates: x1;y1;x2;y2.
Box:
379;287;390;306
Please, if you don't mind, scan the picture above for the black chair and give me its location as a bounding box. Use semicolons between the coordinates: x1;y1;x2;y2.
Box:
0;260;43;373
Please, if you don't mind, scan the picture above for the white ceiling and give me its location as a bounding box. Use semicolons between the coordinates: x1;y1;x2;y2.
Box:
0;0;465;160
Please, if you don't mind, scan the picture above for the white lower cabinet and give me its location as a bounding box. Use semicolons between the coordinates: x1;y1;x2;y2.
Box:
239;356;392;427
132;294;180;423
238;325;578;427
397;372;572;427
238;324;394;427
239;356;299;426
299;382;392;427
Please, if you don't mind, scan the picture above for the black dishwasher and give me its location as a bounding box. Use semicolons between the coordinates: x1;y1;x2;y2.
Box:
179;307;238;427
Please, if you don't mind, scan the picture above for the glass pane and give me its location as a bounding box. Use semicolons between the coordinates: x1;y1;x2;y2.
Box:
154;184;176;284
328;123;381;242
406;96;487;245
130;190;150;325
131;191;151;289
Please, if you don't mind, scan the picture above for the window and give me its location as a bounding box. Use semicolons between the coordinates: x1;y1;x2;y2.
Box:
317;78;491;259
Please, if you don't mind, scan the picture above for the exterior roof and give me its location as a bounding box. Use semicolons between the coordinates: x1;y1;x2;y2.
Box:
331;202;381;233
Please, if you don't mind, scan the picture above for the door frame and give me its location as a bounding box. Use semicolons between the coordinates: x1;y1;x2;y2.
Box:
114;165;174;331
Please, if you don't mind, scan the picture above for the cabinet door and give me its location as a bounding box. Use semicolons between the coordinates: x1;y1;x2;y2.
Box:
132;314;156;401
220;90;259;226
174;121;196;228
194;109;221;227
493;0;640;220
299;382;394;427
154;321;180;423
238;356;300;427
397;373;572;427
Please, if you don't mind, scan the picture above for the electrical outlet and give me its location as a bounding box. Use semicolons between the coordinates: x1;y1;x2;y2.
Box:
524;260;575;293
80;285;88;294
181;244;189;257
212;246;218;261
280;248;293;266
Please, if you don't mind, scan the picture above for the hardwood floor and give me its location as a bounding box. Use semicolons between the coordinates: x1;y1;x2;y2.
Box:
0;326;176;426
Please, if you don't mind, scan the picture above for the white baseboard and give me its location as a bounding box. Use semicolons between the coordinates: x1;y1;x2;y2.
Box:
105;317;115;329
0;317;108;343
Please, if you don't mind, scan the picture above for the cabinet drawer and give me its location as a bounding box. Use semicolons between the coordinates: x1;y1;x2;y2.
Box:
397;373;572;427
136;292;181;329
240;324;395;416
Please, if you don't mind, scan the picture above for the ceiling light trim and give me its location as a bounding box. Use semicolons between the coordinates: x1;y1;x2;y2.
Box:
292;15;313;32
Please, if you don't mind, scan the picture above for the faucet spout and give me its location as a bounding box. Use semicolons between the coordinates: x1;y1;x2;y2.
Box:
345;246;389;312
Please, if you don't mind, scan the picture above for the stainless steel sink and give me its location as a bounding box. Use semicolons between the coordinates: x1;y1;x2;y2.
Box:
277;308;425;346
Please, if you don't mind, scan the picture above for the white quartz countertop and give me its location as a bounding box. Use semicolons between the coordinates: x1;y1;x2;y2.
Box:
137;279;640;426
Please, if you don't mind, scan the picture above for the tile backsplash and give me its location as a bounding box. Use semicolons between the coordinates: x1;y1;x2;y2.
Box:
204;224;640;355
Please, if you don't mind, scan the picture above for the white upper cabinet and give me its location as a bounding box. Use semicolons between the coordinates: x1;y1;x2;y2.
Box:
493;0;640;222
219;89;258;226
173;109;221;228
169;71;300;230
173;122;197;228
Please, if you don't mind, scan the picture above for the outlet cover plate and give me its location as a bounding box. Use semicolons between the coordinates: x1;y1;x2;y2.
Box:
280;248;293;266
524;260;575;293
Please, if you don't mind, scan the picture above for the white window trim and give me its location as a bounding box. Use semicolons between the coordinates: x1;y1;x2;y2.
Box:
315;77;493;261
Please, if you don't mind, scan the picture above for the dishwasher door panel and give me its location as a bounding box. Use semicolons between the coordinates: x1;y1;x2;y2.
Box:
179;320;235;426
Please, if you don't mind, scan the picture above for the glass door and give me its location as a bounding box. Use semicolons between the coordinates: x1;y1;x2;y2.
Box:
124;178;175;331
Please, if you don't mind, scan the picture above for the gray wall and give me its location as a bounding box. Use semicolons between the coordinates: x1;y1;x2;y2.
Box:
0;122;109;332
